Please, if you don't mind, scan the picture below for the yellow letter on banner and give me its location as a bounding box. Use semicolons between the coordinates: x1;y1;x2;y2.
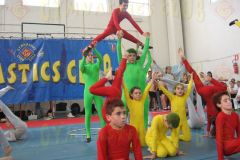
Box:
52;61;61;83
103;54;111;74
18;64;30;83
0;64;5;84
7;63;17;84
41;62;50;82
67;60;76;83
33;63;39;82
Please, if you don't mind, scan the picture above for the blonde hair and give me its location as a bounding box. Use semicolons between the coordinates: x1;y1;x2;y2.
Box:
173;83;185;95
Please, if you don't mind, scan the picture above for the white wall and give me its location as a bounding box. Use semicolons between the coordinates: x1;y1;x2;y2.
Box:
0;0;183;68
181;0;240;79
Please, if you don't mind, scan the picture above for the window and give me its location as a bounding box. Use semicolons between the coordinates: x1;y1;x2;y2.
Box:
128;0;150;16
74;0;108;13
0;0;5;5
210;0;220;3
22;0;60;8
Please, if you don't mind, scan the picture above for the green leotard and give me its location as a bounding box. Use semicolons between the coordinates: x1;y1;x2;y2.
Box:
117;37;150;129
79;48;105;138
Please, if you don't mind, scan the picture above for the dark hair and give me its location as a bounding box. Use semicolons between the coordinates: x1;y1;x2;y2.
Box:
83;47;93;57
127;48;137;54
106;98;124;115
207;71;212;77
129;86;141;99
166;112;180;128
119;0;128;4
165;66;171;74
212;91;230;112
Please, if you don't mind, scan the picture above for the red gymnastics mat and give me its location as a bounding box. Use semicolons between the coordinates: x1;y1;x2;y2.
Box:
0;115;100;129
150;110;171;117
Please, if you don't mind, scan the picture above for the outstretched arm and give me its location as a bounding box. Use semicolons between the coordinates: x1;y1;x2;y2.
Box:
139;35;150;66
143;51;152;73
116;31;123;63
93;48;103;68
79;56;86;72
158;81;174;100
178;48;204;89
184;74;193;98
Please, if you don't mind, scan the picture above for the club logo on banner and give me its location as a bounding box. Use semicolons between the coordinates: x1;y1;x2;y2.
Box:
16;43;37;62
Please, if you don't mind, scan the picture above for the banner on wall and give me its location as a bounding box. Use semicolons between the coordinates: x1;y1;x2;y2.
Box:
0;39;118;104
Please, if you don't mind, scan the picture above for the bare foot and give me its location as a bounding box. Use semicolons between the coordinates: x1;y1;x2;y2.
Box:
105;68;113;80
0;156;13;160
4;146;12;157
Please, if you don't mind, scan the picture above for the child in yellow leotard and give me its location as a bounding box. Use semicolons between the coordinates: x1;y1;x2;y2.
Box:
158;74;193;141
123;73;157;146
144;113;183;159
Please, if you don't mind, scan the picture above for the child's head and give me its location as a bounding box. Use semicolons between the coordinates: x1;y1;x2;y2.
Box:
165;66;172;74
213;91;232;112
147;70;152;78
126;48;137;63
85;51;93;63
106;98;126;129
237;80;240;87
119;0;128;12
207;71;212;78
173;83;185;96
130;86;142;100
164;112;180;129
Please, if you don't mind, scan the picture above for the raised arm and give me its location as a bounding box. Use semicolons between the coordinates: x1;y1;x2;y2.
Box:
158;81;174;100
116;31;124;63
93;48;103;68
184;74;193;98
141;81;152;102
178;48;204;89
112;57;127;88
122;82;131;107
152;59;165;73
79;56;86;72
143;51;152;73
138;35;150;66
172;64;185;81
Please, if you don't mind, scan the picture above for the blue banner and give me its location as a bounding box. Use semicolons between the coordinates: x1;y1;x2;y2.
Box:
0;39;118;104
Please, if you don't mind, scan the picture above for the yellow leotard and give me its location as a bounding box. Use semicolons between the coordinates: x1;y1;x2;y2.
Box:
159;78;193;141
123;82;152;146
146;115;179;158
